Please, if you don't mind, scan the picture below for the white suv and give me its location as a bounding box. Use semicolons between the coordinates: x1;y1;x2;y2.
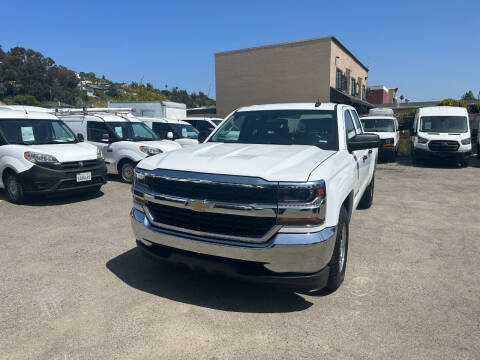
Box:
138;117;199;147
361;116;399;161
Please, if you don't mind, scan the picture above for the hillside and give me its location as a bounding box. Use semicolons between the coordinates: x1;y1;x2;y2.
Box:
0;45;215;108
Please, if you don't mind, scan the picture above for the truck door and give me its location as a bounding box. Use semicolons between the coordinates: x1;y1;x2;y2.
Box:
350;109;372;190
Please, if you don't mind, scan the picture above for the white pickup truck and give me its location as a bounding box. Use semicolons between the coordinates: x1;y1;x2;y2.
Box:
131;103;379;292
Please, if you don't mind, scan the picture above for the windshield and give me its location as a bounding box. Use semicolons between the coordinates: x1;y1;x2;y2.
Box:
420;116;468;133
209;110;338;150
361;118;396;132
108;122;158;141
212;119;222;126
170;124;198;139
0;119;76;145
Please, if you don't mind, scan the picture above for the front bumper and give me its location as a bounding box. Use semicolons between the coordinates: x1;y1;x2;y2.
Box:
131;209;336;290
18;160;107;194
413;148;471;161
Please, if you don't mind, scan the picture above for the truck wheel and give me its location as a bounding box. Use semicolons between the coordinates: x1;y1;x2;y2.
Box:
358;174;374;209
460;160;469;168
120;161;135;183
326;206;349;291
5;171;25;204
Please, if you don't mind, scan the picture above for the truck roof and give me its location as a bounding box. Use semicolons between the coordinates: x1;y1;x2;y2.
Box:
0;107;58;120
360;116;396;120
418;106;468;116
236;103;340;112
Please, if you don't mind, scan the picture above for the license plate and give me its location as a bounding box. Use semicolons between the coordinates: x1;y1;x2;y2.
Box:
76;172;92;182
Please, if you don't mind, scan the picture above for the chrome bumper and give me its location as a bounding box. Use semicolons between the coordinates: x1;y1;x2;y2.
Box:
131;209;336;274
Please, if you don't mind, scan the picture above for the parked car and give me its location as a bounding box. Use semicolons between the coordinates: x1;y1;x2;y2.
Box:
131;103;379;292
360;116;399;161
0;107;107;203
59;111;181;183
181;117;219;135
411;106;471;167
137;117;199;147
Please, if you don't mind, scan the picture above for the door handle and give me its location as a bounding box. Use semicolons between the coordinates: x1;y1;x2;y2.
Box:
368;149;373;154
362;155;368;162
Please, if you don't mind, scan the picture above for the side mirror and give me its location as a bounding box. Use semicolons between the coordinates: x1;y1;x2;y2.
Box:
347;133;380;152
167;131;174;139
77;133;84;142
101;133;110;143
197;130;210;143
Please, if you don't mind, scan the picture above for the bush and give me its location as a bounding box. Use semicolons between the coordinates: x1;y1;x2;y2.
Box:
468;103;480;113
11;94;40;106
437;98;467;108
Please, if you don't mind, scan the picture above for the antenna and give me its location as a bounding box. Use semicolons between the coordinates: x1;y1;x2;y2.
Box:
315;99;321;107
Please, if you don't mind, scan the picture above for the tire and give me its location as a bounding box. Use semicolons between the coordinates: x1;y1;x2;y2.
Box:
326;206;349;291
391;148;397;162
4;171;25;204
460;160;469;168
120;161;135;183
358;173;374;209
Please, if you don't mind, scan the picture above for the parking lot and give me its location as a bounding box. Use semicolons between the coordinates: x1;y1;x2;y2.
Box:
1;159;479;360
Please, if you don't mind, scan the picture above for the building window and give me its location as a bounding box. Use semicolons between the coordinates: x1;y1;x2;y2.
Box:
351;78;357;96
362;85;366;100
336;68;347;92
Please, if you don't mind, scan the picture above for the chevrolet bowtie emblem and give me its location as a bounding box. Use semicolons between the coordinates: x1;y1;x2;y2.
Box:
186;200;210;212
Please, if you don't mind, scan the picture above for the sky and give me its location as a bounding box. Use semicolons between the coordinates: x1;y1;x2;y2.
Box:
2;0;479;101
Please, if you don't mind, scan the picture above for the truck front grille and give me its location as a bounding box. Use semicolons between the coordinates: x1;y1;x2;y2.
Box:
147;202;276;239
145;176;277;204
428;140;459;152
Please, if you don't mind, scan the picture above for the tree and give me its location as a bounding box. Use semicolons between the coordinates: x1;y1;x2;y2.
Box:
399;95;404;103
437;98;467;108
461;90;476;100
12;94;40;106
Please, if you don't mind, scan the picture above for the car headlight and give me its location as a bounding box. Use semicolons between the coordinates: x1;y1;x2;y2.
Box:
24;151;59;164
96;148;103;159
134;168;146;184
383;138;395;147
461;137;471;145
139;146;162;156
417;136;428;144
277;181;326;226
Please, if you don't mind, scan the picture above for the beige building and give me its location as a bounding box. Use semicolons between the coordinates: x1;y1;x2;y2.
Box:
215;36;371;117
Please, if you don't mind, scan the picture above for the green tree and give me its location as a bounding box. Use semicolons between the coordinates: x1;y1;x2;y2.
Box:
461;90;476;100
437;98;467;108
12;94;40;106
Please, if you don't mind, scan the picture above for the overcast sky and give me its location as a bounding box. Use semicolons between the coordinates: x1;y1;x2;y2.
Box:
3;0;479;101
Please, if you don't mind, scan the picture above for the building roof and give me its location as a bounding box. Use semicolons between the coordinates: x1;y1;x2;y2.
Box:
215;35;369;72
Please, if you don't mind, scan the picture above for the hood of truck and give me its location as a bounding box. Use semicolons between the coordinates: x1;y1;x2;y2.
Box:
137;143;335;182
175;138;199;147
26;143;98;162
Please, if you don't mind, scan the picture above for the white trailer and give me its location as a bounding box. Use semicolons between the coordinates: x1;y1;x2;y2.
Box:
108;101;187;120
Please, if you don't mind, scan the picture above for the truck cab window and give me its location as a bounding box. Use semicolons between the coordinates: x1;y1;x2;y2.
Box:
344;111;356;139
152;123;170;139
87;121;111;142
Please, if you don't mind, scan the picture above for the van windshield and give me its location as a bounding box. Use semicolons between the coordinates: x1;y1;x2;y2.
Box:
108;122;158;141
209;110;339;150
361;118;395;132
0;119;77;145
170;124;198;139
420;116;468;133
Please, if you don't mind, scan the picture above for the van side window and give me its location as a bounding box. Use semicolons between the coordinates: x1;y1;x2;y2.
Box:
344;111;357;139
152;123;170;139
350;110;363;134
87;121;110;142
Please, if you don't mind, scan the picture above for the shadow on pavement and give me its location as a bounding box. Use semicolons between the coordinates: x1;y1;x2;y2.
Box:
395;156;467;169
0;189;7;201
106;247;313;313
22;189;105;206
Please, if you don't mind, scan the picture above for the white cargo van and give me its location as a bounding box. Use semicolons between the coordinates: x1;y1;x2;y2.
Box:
360;116;399;161
182;117;219;134
0;107;107;203
139;117;199;147
411;106;471;166
59;111;181;183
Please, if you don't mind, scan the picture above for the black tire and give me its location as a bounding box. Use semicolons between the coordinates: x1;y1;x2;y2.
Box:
4;171;25;204
358;174;374;209
120;160;135;183
326;206;349;291
460;160;469;168
391;148;397;162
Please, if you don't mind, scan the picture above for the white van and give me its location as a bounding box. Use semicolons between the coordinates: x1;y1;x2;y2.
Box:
182;117;220;134
0;107;106;203
412;106;471;166
59;111;181;183
360;116;399;161
137;117;199;147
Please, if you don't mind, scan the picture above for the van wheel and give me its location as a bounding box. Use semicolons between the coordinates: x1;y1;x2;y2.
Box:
120;161;135;183
5;171;25;204
358;174;374;209
460;160;469;168
326;206;349;291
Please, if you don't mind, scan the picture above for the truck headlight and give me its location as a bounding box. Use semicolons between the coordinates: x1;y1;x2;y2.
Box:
133;168;147;185
461;137;471;145
139;146;162;156
24;151;59;164
417;136;428;144
277;181;326;226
